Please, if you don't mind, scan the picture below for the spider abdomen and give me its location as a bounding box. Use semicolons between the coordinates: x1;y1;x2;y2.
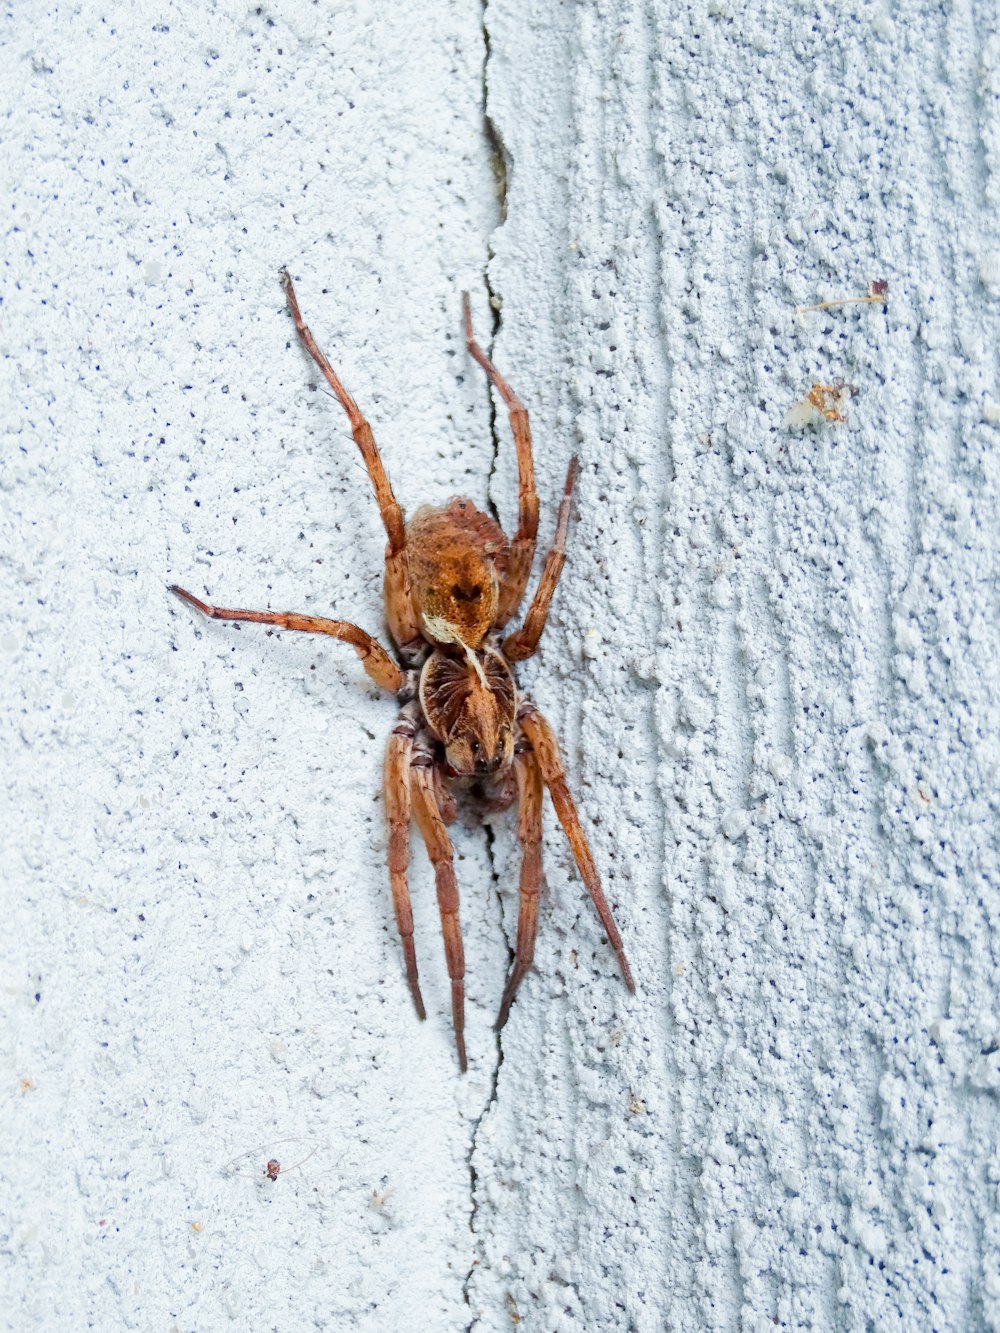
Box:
407;499;508;649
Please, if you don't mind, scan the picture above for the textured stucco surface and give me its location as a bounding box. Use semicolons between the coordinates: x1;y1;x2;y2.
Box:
3;1;1000;1331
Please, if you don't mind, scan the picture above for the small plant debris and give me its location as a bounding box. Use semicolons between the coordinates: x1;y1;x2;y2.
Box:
370;1183;396;1211
785;382;858;428
220;1136;318;1181
795;279;889;315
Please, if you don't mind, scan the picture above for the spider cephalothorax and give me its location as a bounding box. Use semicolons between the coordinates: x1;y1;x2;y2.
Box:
171;271;635;1071
419;646;515;776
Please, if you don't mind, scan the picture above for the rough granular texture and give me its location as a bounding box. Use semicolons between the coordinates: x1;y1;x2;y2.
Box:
3;1;998;1330
476;2;1000;1329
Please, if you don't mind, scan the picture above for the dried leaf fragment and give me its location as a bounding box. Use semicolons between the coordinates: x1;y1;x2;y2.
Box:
808;382;854;422
785;382;857;428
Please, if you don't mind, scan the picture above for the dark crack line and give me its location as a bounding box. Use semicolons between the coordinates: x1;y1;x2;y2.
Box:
481;264;503;531
463;5;512;1328
482;6;509;228
480;1;508;529
462;819;509;1329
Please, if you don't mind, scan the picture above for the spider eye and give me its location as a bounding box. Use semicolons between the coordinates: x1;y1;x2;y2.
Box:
470;739;480;754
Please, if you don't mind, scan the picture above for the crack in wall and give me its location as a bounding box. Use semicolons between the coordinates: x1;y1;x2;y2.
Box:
482;10;508;227
480;0;508;526
463;5;511;1327
462;818;509;1330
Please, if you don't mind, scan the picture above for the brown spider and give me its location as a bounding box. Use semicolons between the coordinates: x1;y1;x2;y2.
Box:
171;271;635;1071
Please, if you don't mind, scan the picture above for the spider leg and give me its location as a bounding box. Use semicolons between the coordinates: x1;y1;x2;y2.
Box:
410;747;467;1072
171;586;406;693
433;760;458;825
517;702;635;994
385;706;426;1021
462;293;538;628
496;744;544;1030
281;271;421;654
503;457;578;662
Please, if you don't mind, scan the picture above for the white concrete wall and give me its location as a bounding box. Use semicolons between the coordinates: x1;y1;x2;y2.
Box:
3;2;999;1330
